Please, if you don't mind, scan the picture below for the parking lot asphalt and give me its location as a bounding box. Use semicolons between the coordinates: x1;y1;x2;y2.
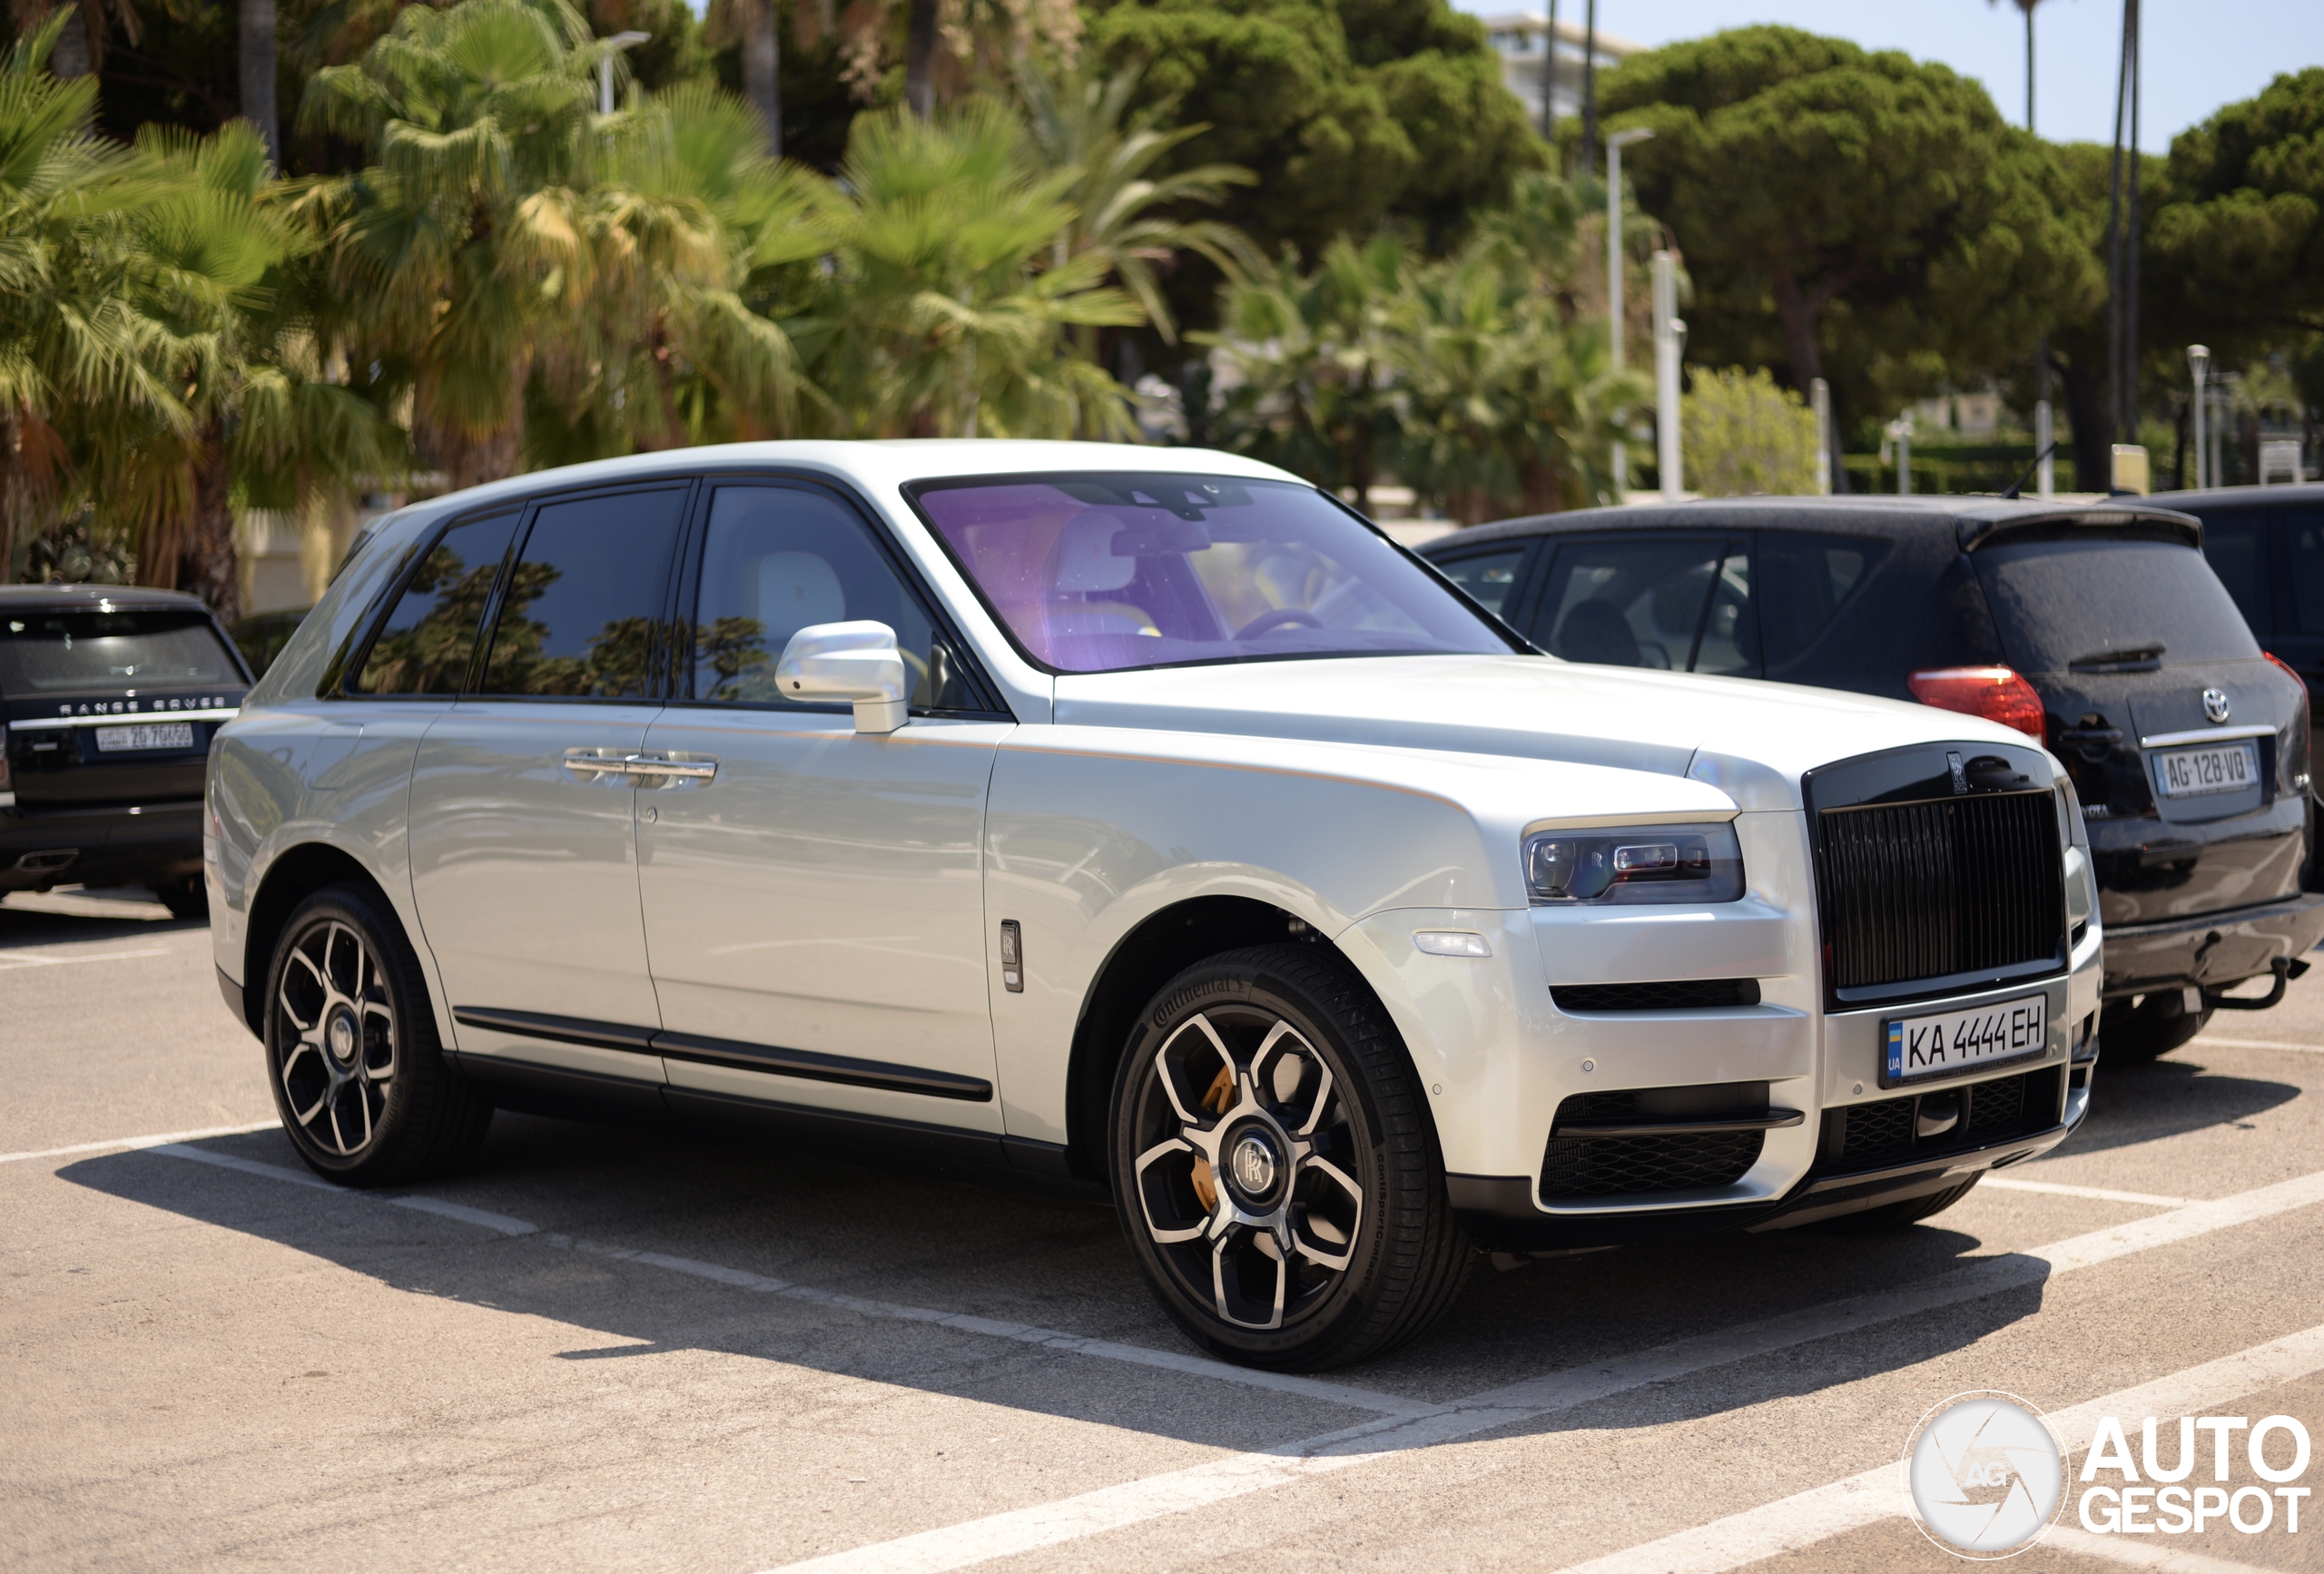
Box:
5;889;2324;1573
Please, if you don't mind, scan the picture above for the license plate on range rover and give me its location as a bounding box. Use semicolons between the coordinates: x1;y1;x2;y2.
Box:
2152;740;2259;798
93;722;194;753
1884;994;2047;1087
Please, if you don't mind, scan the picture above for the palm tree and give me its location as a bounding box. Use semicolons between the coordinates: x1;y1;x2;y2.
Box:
0;14;182;582
301;0;600;487
801;100;1139;438
1018;62;1258;348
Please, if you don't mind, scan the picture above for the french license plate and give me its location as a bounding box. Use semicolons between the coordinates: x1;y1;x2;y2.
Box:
1884;994;2048;1087
2152;741;2259;798
93;722;194;753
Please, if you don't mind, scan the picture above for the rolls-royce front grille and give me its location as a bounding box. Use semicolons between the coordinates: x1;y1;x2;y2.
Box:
1816;790;2063;994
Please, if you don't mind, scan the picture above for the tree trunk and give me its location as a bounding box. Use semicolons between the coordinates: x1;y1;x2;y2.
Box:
742;0;781;157
1770;267;1847;494
181;420;242;624
903;0;938;119
437;421;522;493
240;0;279;167
52;6;90;77
2054;348;2109;493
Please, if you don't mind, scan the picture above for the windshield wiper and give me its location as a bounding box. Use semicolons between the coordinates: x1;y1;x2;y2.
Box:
2069;644;2166;671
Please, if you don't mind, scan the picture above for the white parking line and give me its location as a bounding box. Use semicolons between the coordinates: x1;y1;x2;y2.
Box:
1981;1176;2195;1208
135;1143;1427;1419
761;1167;2324;1574
2192;1036;2324;1055
1548;1319;2324;1574
0;946;172;972
0;1120;280;1166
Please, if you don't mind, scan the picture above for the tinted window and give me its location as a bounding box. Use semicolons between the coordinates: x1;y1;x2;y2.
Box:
2288;510;2324;636
0;609;239;692
1532;539;1728;669
691;486;963;709
1974;537;2260;673
351;511;520;694
1758;533;1882;670
2201;511;2270;635
478;489;688;698
912;475;1509;673
1433;547;1529;618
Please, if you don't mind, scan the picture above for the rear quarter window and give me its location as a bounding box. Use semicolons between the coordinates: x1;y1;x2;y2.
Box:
1974;536;2259;674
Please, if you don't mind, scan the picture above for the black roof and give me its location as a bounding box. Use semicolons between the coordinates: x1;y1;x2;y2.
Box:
0;583;213;614
2150;482;2324;511
1432;495;2204;554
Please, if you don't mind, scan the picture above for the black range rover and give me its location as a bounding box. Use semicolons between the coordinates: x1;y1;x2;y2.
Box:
1419;497;2324;1061
1;585;250;918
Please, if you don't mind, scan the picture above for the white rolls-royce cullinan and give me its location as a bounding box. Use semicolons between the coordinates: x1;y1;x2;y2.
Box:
206;442;2102;1369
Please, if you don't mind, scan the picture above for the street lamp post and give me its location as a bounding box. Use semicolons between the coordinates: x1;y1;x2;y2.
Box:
600;30;651;116
2188;344;2211;489
1652;250;1682;501
1606;126;1653;497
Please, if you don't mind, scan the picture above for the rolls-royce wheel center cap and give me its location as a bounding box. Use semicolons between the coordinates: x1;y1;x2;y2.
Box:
1226;1126;1284;1205
327;1014;357;1063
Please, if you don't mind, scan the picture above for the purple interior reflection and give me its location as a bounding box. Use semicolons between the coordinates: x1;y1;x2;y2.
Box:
911;475;1509;674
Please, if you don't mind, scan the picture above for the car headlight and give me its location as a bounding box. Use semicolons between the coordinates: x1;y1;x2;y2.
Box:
1524;821;1745;905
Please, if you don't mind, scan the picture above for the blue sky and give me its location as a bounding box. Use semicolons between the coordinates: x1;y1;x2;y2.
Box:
1455;2;2324;152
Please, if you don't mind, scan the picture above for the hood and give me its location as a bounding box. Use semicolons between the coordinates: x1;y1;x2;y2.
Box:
1051;654;2036;812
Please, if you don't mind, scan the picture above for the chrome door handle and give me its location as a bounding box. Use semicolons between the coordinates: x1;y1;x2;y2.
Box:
625;756;717;784
563;747;635;782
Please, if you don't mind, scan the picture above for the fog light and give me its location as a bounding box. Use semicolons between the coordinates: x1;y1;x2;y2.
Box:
1413;931;1491;958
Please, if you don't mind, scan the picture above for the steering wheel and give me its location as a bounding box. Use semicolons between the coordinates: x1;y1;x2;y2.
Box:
1236;607;1325;639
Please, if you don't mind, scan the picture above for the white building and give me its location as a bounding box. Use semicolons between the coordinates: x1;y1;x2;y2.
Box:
1479;13;1644;132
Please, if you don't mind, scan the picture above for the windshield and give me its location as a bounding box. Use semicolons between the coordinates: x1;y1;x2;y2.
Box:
909;474;1512;674
0;608;242;693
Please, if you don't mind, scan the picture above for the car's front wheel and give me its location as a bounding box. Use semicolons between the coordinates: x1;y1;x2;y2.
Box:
264;884;492;1185
2101;992;2211;1063
1109;944;1470;1370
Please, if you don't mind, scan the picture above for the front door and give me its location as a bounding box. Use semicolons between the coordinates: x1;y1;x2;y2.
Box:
408;484;693;1087
635;481;1011;1130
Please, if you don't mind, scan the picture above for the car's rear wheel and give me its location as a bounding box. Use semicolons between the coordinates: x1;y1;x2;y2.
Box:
155;875;207;921
2101;992;2212;1063
1109;944;1470;1370
264;884;491;1185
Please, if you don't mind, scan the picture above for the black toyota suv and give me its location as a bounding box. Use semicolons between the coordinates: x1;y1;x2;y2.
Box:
1420;497;2324;1060
1;585;251;918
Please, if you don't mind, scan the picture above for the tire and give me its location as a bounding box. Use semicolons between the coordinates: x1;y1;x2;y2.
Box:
1820;1174;1983;1232
1108;944;1471;1370
155;875;208;921
262;883;492;1185
2101;993;2212;1064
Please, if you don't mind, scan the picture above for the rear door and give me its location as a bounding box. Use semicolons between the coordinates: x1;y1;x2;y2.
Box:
1530;535;1758;675
407;484;692;1089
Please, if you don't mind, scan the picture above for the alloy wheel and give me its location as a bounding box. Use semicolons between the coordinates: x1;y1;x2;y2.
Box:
275;919;399;1157
1128;1004;1365;1331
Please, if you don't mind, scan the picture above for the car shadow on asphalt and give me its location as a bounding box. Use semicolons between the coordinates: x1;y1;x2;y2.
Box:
2044;1053;2302;1156
56;1111;2060;1446
0;893;194;948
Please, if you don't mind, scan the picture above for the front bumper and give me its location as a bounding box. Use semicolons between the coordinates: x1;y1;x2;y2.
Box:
2099;890;2324;999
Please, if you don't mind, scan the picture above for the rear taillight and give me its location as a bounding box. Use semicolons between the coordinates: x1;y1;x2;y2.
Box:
2266;651;2306;690
1907;665;2046;741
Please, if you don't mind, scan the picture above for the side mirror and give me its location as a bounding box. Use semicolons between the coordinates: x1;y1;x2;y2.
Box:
775;621;910;734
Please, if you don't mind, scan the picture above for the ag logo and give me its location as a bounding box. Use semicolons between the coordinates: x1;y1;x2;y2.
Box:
1903;1392;2066;1558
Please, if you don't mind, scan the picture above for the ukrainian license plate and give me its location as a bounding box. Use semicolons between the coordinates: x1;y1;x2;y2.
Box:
2152;741;2259;798
93;722;194;753
1884;994;2048;1087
